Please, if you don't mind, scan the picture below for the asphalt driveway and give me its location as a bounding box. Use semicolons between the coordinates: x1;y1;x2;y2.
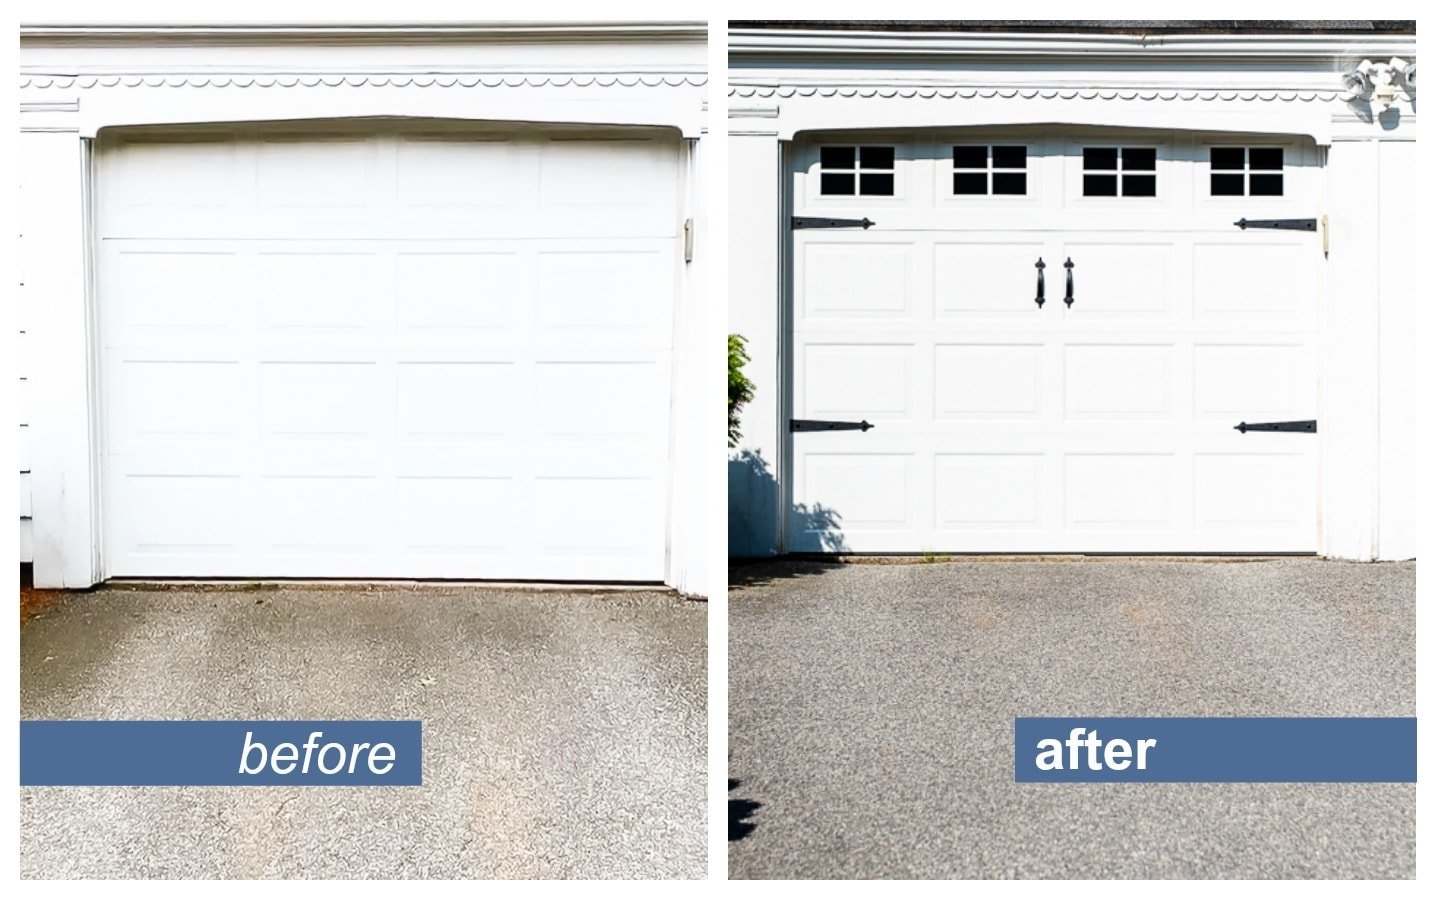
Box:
729;557;1414;879
21;584;706;879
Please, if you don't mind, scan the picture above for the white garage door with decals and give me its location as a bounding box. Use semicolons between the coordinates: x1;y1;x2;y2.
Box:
100;123;679;580
789;129;1320;553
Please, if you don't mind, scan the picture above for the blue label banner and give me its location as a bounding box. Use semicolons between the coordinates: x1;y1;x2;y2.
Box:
1015;717;1415;783
21;720;422;786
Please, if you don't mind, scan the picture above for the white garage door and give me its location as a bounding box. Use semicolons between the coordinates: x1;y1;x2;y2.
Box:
788;129;1321;553
99;123;680;580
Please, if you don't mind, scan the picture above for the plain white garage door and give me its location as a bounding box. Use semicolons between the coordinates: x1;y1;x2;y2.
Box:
788;128;1321;553
99;123;680;580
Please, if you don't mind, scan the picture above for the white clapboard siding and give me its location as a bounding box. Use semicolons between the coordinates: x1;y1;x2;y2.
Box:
19;247;32;560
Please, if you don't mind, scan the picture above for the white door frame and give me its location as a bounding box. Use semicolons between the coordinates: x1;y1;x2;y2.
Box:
777;124;1330;555
28;110;702;588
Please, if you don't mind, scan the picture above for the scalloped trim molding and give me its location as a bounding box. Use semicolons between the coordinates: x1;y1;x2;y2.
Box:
20;73;708;90
728;85;1345;102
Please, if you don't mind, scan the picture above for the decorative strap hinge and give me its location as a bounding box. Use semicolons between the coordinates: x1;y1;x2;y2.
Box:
1234;420;1317;434
790;419;875;433
1233;217;1318;232
791;216;875;230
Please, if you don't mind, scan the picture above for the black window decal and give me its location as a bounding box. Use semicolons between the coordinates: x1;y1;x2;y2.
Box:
820;145;895;196
1210;147;1284;197
953;144;1028;196
1082;147;1158;197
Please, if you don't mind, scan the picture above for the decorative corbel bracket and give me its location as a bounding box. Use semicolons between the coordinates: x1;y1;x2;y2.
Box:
1342;57;1416;112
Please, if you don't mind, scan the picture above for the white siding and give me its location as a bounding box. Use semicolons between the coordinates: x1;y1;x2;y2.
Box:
18;226;33;563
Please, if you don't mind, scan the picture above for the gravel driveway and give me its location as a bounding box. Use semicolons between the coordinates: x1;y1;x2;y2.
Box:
21;584;706;879
728;557;1414;879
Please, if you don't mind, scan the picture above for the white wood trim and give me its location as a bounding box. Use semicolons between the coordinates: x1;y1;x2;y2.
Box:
729;29;1415;62
77;90;704;139
726;132;784;557
21;132;101;587
22;22;707;42
728;91;1343;144
1375;141;1419;560
664;138;710;596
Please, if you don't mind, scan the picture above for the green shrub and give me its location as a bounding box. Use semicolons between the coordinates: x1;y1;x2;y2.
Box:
728;334;756;448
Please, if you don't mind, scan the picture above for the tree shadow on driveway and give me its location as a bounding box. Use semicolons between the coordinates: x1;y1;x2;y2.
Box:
728;778;761;842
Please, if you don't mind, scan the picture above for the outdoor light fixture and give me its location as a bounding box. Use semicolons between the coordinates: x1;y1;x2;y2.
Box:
1342;57;1415;111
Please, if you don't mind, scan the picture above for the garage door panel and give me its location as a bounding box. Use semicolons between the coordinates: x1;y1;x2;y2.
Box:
934;454;1045;531
1193;343;1314;420
254;251;386;332
934;343;1044;420
395;251;519;330
259;476;385;552
1058;242;1175;317
538;138;677;236
802;344;913;419
110;359;244;438
105;136;239;214
934;242;1048;317
396;138;516;208
396;362;517;438
1194;242;1314;320
397;476;515;553
259;362;380;437
257;137;376;209
533;361;665;438
107;249;242;331
1064;454;1176;530
100;125;677;580
113;474;248;556
1193;453;1316;531
536;246;673;330
1063;344;1175;420
801;242;913;318
799;453;915;537
532;476;664;556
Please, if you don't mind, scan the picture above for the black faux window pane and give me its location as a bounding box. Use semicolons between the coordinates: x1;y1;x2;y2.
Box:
952;145;987;169
1210;147;1245;170
820;146;856;170
860;172;894;196
953;172;988;194
1249;174;1284;196
1084;147;1118;170
992;172;1027;195
1211;173;1246;196
992;145;1026;169
821;172;856;195
1123;148;1157;171
1248;148;1284;170
859;146;895;169
1123;174;1157;197
1083;174;1118;196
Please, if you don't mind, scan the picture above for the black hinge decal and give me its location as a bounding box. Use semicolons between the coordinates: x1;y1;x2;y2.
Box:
1233;217;1318;232
1234;420;1317;433
792;216;875;230
790;419;875;433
